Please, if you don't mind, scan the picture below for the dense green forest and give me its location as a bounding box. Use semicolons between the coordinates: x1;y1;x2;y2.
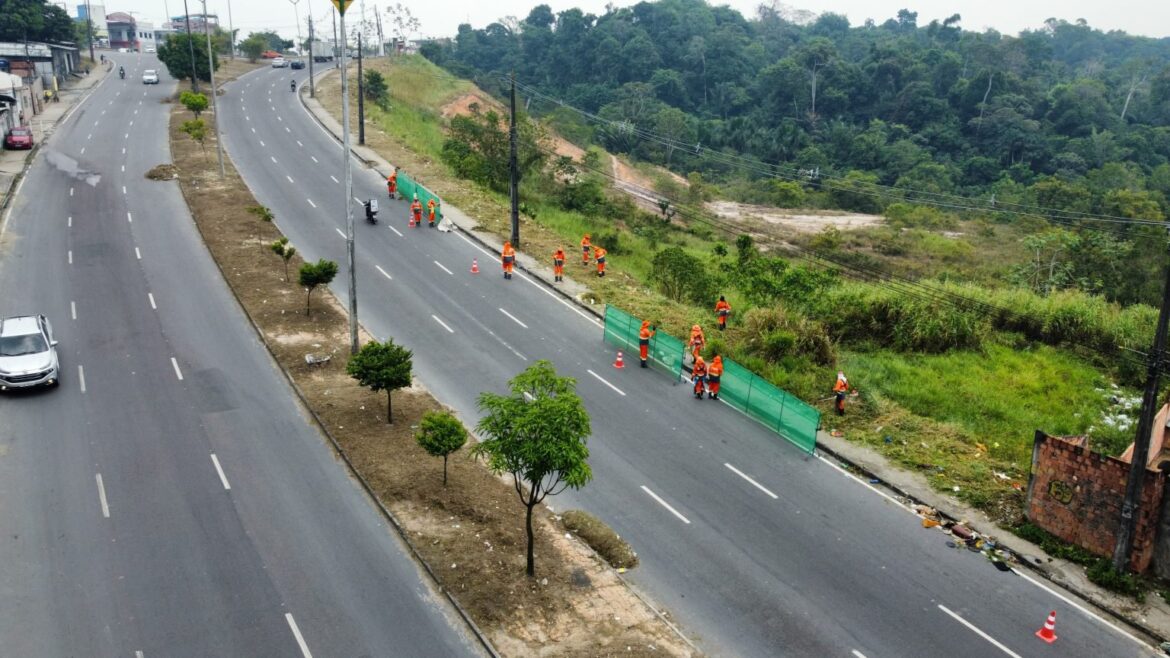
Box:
423;1;1170;306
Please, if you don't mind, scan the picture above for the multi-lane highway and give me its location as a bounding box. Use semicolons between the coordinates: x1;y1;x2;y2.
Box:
217;63;1160;657
0;55;482;657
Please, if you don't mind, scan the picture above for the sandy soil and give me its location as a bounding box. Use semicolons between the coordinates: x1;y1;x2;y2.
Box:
169;78;696;658
706;200;884;234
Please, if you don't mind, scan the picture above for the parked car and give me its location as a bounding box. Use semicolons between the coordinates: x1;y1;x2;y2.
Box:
3;127;33;150
144;47;156;53
290;60;305;70
271;57;288;68
313;55;334;63
261;50;282;59
142;69;159;84
0;315;60;391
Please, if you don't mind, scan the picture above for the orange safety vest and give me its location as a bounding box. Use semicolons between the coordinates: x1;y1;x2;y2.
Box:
410;200;422;216
693;358;707;377
715;300;731;317
594;247;607;262
502;245;515;263
708;357;723;379
833;378;849;393
639;324;654;346
581;236;591;251
427;199;436;219
553;250;565;265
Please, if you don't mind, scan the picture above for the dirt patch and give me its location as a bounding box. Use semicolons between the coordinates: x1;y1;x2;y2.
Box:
173;76;695;657
706;200;884;235
146;164;178;180
442;92;586;162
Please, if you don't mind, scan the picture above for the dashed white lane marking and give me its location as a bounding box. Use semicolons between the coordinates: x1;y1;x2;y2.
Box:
86;133;92;140
67;250;72;265
135;247;141;260
937;605;1021;658
499;308;528;328
67;216;72;227
128;120;133;126
270;156;277;163
246;115;250;121
210;454;231;490
307;198;316;208
851;651;867;658
586;369;626;396
148;293;157;310
311;155;318;163
277;115;283;122
122;147;126;154
286;175;294;184
431;314;454;334
725;463;779;499
133;109;138;115
296;140;303;147
80;147;85;155
124;133;129;139
330;175;339;184
433;260;453;275
70;301;76;320
122;185;127;195
285;614;313;658
95;473;110;518
136;652;144;658
70;187;74;197
251;127;256;133
101;110;106;115
121;165;125;172
127;212;132;223
78;365;86;392
388;225;403;237
641;485;690;524
259;139;265;146
285;126;291;133
352;196;363;204
170;357;184;381
335;227;346;239
376;265;392;280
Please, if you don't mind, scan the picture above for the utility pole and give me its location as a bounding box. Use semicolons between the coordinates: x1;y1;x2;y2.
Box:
337;1;359;354
226;0;235;59
1113;239;1170;572
289;0;302;56
199;0;224;177
84;1;95;63
375;10;384;57
332;9;339;68
181;0;199;92
357;33;364;145
509;72;520;247
307;16;315;98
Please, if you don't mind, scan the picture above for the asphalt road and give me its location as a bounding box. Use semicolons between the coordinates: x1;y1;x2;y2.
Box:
0;54;483;657
213;62;1167;658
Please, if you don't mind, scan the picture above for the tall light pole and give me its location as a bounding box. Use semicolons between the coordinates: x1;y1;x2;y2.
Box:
289;0;302;55
306;2;316;97
181;0;199;92
198;0;224;177
226;0;235;60
337;1;358;354
84;1;95;62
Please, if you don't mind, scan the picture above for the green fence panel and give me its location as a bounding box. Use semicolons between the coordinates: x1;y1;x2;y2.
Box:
602;305;683;376
396;171;443;221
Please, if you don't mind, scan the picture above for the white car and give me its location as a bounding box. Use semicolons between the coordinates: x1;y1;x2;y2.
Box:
145;47;156;53
271;57;288;68
0;315;60;391
142;69;159;84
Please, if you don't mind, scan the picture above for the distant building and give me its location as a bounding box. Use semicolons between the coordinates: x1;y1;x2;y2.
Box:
163;13;219;34
76;3;109;42
135;21;157;52
105;12;136;50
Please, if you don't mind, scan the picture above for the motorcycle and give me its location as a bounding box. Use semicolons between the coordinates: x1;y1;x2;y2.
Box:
290;80;296;92
364;199;379;224
119;68;125;79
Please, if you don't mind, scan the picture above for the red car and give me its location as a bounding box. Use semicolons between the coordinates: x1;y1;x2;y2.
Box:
4;127;33;150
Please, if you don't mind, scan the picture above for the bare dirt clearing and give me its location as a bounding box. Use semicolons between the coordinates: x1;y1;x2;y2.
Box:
706;200;884;234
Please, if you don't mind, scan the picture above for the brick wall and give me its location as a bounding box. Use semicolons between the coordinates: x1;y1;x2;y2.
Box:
1026;433;1165;572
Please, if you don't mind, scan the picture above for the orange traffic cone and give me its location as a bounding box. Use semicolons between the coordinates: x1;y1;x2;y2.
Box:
1035;610;1057;643
470;259;479;274
409;216;416;228
613;351;625;369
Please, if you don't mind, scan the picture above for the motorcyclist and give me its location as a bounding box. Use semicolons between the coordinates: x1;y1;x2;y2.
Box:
119;66;125;79
364;198;378;224
290;79;296;92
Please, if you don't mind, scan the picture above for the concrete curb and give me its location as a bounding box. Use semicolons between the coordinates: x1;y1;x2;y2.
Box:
294;65;1168;651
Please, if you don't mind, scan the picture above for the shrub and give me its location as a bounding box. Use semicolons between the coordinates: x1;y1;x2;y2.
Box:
561;510;638;569
740;306;836;365
179;90;208;118
650;246;714;304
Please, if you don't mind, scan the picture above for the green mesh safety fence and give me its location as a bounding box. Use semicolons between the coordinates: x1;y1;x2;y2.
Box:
395;171;442;222
602;305;684;375
603;304;819;454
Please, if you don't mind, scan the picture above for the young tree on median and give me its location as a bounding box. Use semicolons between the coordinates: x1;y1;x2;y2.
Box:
179;90;208;118
269;237;296;281
298;259;338;316
240;35;266;63
347;338;413;423
180;119;206;157
472;360;592;577
415;410;467;485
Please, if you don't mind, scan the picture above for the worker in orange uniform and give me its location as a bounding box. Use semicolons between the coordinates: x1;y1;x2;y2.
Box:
715;295;731;331
689;324;705;362
594;245;607;277
553;248;566;282
501;241;516;280
581;234;591;267
387;169;398;199
409;193;423;228
692;355;708;399
833;371;849;416
427;198;437;228
638;320;654;368
707;354;723;399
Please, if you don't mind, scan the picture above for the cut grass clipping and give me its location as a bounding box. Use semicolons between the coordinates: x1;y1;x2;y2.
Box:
561;510;639;569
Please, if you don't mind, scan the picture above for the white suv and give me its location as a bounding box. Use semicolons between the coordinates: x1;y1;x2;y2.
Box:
142;69;159;84
271;57;288;68
0;315;60;390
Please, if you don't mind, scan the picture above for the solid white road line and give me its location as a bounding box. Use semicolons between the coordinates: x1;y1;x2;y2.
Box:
127;212;133;223
95;473;110;517
135;247;141;260
67;250;72;265
330;175;339;184
1012;570;1150;649
641;485;690;524
937;605;1021;658
431;314;454;334
376;265;392;280
286;175;294;184
335;227;346;239
499;308;528;328
815;454;915;516
71;301;76;320
434;260;453;275
170;357;183;381
148;293;157;310
388;225;403;237
586;369;626;396
307;198;316;208
78;365;86;393
285;614;313;658
725;463;779;499
210;454;231;490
